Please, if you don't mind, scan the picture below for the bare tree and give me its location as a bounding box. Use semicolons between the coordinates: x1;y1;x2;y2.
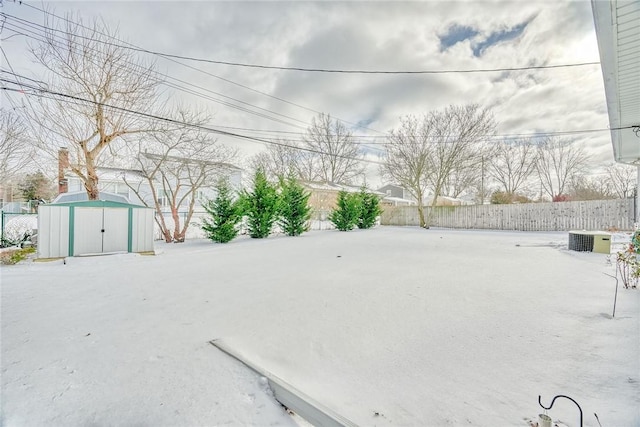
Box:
380;115;433;227
247;141;317;183
604;163;636;199
535;137;588;200
487;138;538;200
425;105;496;225
381;106;495;227
568;175;613;201
124;110;238;243
0;108;32;183
26;12;160;200
303;113;364;184
441;154;483;199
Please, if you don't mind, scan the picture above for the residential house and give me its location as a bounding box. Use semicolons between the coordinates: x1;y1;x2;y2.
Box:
58;149;242;239
377;184;417;207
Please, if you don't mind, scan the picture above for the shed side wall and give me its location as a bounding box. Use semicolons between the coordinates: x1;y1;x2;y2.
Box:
37;206;69;258
131;208;154;252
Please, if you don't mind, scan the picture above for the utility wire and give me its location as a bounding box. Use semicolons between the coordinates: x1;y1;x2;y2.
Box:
1;68;622;147
3;6;600;75
2;6;619;151
1;10;388;155
1;80;386;166
0;17;310;131
6;4;389;135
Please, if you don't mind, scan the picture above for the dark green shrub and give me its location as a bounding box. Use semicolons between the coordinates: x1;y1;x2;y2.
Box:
356;187;382;229
329;191;360;231
278;177;312;236
201;178;241;243
239;170;279;238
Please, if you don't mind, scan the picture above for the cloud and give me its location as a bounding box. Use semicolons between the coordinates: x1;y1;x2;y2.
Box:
1;0;612;185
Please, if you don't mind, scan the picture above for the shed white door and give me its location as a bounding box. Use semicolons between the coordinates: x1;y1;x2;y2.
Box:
102;209;129;253
74;208;128;255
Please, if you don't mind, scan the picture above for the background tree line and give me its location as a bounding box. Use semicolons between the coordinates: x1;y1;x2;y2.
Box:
1;10;635;238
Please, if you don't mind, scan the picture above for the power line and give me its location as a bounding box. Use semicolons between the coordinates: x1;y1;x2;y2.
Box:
4;2;610;147
5;5;390;136
0;16;310;131
0;80;387;166
3;67;623;148
2;5;620;155
1;10;390;155
4;4;600;75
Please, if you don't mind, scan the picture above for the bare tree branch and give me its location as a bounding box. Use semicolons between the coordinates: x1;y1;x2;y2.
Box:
487;138;538;197
535;137;588;200
604;163;636;199
25;11;162;200
0;108;32;183
380;115;433;227
124;108;238;242
303;113;364;184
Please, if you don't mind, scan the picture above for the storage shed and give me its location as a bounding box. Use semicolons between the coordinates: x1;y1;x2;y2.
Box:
38;200;154;258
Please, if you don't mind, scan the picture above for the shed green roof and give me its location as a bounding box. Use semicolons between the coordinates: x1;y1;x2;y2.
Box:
48;200;152;209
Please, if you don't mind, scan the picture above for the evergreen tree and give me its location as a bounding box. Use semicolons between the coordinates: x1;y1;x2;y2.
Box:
278;177;312;236
201;178;241;243
278;177;311;236
357;187;383;229
240;169;279;238
18;171;55;202
329;190;359;231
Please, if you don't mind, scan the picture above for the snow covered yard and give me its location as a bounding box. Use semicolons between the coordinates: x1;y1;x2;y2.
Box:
1;227;638;427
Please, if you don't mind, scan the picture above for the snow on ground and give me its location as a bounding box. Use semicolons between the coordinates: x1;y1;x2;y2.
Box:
1;227;638;427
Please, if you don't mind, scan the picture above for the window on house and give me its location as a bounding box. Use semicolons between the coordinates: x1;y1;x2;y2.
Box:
157;189;169;208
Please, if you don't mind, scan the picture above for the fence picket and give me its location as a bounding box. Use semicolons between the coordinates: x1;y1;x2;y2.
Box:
380;199;635;231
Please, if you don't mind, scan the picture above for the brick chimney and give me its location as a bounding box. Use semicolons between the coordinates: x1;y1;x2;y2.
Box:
58;147;69;194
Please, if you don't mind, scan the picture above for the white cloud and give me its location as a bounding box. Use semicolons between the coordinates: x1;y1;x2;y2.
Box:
1;0;614;181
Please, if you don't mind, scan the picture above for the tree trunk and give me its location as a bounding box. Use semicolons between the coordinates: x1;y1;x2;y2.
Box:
171;206;183;242
83;155;100;200
417;204;426;228
84;176;100;200
424;184;443;228
176;196;197;243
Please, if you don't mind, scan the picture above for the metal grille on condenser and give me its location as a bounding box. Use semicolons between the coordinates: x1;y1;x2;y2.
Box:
568;233;594;252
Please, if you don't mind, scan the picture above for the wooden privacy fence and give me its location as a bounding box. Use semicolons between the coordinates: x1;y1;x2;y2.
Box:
381;199;635;231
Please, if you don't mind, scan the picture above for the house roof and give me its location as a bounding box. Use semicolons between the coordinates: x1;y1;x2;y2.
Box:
301;181;385;196
381;196;417;205
64;167;146;182
141;152;241;171
592;0;640;164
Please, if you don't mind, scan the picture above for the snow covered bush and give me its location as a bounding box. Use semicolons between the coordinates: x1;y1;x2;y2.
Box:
277;177;311;236
1;215;37;247
616;229;640;289
356;187;382;229
201;178;241;243
239;170;279;239
330;191;359;231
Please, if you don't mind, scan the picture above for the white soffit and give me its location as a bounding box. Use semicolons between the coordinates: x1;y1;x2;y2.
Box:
592;0;640;164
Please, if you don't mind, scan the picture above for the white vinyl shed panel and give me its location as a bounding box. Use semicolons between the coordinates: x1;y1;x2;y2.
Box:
74;208;105;255
37;206;69;258
131;208;154;253
102;208;129;253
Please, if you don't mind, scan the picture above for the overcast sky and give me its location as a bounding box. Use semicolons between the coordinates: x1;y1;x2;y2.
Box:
1;0;612;185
